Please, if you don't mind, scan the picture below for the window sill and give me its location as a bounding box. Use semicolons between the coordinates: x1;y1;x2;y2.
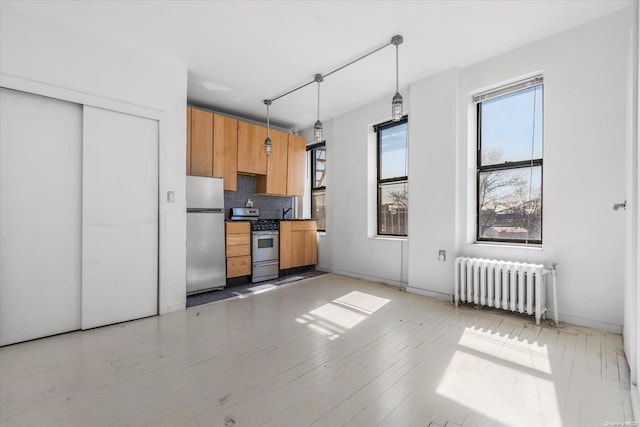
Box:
472;241;543;251
371;235;408;242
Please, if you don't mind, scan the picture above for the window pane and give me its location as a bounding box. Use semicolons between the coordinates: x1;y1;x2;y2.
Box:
378;182;407;236
311;189;325;231
480;85;542;166
380;123;408;180
313;147;326;188
478;166;542;241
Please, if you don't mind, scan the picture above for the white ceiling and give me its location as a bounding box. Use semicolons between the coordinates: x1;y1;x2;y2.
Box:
7;0;629;130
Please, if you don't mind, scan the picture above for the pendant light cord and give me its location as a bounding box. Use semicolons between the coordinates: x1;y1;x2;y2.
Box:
396;44;399;93
264;99;272;138
317;81;321;122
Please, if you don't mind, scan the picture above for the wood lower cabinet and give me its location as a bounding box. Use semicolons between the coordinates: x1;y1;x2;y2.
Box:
237;121;267;175
256;128;288;195
280;220;318;269
226;222;251;278
227;256;251;278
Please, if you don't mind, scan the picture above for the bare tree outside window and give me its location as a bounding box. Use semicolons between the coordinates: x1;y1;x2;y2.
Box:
376;117;408;236
477;82;543;243
310;145;326;231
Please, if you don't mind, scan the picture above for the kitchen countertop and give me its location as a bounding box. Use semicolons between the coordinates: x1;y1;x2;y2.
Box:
225;218;317;222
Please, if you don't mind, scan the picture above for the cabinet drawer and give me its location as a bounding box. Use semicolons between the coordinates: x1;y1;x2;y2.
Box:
290;221;317;232
226;222;250;234
227;256;251;278
226;244;250;257
226;233;250;246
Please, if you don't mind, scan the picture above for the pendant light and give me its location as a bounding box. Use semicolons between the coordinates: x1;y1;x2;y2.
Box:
313;74;324;142
391;35;404;121
264;99;272;156
262;35;404;144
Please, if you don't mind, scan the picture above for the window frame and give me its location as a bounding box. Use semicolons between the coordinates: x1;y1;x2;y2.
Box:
375;116;408;237
475;82;543;245
308;141;326;232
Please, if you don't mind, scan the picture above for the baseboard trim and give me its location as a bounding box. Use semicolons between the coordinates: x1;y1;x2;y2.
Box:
330;269;405;288
404;285;452;302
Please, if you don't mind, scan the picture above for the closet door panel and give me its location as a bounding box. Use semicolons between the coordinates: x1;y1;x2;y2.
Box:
82;106;158;330
0;88;82;346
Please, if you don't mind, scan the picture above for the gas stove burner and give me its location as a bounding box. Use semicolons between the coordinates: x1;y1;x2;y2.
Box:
252;219;280;231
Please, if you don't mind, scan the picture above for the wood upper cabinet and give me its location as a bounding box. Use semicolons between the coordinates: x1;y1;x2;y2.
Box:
217;114;238;191
280;220;318;269
237;122;267;175
187;108;238;190
189;108;214;177
256;128;288;195
186;107;192;175
287;134;307;197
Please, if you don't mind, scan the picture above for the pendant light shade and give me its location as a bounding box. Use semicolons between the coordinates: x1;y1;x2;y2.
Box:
314;74;324;142
391;35;403;122
313;120;323;143
264;99;272;156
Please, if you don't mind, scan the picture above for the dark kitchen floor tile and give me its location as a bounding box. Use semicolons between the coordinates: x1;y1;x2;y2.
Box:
186;269;328;308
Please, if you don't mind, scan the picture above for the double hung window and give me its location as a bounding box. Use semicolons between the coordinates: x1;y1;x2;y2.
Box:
476;76;543;244
308;141;326;231
375;117;408;236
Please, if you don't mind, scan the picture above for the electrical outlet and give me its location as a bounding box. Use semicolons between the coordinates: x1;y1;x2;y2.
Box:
438;250;446;262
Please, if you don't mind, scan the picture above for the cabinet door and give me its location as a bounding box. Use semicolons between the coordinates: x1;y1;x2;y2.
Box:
186;107;192;175
287;134;307;196
279;221;293;269
290;231;306;268
227;256;251;278
256;128;288;195
212;114;225;179
221;116;238;191
237;122;267;175
304;230;318;265
190;108;214;177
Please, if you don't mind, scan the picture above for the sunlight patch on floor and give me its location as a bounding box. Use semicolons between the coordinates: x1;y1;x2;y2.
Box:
295;291;390;340
234;283;277;298
436;327;561;426
457;326;551;374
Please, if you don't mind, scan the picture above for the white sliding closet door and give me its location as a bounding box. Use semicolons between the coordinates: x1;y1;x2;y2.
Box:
82;106;158;329
0;88;82;346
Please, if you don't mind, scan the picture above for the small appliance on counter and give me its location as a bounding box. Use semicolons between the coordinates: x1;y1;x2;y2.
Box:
186;176;226;294
229;208;280;283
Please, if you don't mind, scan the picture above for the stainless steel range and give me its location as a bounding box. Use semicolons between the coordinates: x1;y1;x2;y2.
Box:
229;208;280;283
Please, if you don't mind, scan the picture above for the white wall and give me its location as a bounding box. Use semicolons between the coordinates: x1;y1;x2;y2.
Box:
312;8;631;333
0;5;188;314
625;0;640;417
454;8;630;332
309;94;410;287
406;68;459;299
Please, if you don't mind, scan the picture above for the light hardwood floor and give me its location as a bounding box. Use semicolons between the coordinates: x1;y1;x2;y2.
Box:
0;273;633;426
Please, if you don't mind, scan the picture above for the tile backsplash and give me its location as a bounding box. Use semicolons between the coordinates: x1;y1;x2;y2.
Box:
224;175;294;220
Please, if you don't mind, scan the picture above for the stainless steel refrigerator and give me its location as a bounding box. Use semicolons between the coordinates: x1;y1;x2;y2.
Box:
186;176;226;294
